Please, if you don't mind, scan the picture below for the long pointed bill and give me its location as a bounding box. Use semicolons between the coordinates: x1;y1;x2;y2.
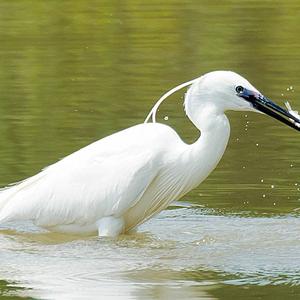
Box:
237;88;300;131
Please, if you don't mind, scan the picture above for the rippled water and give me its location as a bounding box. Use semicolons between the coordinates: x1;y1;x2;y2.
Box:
1;207;299;299
0;0;300;299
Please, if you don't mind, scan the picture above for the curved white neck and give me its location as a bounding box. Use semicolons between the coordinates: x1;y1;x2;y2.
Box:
183;95;231;188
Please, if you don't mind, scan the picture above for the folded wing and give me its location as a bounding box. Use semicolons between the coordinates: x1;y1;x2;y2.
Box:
0;124;173;228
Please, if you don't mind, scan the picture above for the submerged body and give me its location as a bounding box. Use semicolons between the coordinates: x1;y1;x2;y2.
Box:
0;71;298;236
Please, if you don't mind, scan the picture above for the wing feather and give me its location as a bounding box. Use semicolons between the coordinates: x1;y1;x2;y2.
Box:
0;124;176;227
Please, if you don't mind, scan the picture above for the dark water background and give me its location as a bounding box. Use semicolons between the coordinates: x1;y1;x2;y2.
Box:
0;1;299;299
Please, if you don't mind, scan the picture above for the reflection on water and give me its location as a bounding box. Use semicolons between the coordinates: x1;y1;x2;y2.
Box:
0;279;29;299
0;0;300;299
1;208;300;299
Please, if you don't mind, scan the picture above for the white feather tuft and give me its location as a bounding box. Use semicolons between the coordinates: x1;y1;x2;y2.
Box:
144;78;198;123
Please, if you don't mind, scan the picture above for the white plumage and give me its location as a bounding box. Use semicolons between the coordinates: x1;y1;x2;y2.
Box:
0;71;295;236
0;123;203;235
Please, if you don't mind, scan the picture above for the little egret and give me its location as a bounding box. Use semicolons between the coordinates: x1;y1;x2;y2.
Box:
0;71;299;237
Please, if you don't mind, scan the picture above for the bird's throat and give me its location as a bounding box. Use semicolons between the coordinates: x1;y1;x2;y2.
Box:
185;111;230;188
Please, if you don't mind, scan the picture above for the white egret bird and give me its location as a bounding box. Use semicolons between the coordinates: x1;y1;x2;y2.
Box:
0;71;299;237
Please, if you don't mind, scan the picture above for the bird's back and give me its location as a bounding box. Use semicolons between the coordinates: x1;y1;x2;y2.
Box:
0;122;187;233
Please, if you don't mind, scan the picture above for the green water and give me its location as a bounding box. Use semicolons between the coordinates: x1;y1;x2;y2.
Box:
0;0;299;299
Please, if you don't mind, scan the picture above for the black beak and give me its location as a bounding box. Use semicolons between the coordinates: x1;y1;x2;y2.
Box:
236;87;300;131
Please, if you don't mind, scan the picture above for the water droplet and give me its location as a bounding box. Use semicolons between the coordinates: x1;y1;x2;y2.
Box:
236;138;239;141
271;185;275;188
290;86;293;90
262;194;266;198
273;202;276;206
164;116;169;121
242;166;246;169
295;183;298;186
245;114;248;118
255;143;259;147
290;164;294;168
261;179;264;183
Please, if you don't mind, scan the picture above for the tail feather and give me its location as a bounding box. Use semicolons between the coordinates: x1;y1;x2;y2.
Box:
0;172;46;223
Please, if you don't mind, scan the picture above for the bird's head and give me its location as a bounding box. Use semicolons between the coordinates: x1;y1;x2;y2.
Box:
185;70;300;131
